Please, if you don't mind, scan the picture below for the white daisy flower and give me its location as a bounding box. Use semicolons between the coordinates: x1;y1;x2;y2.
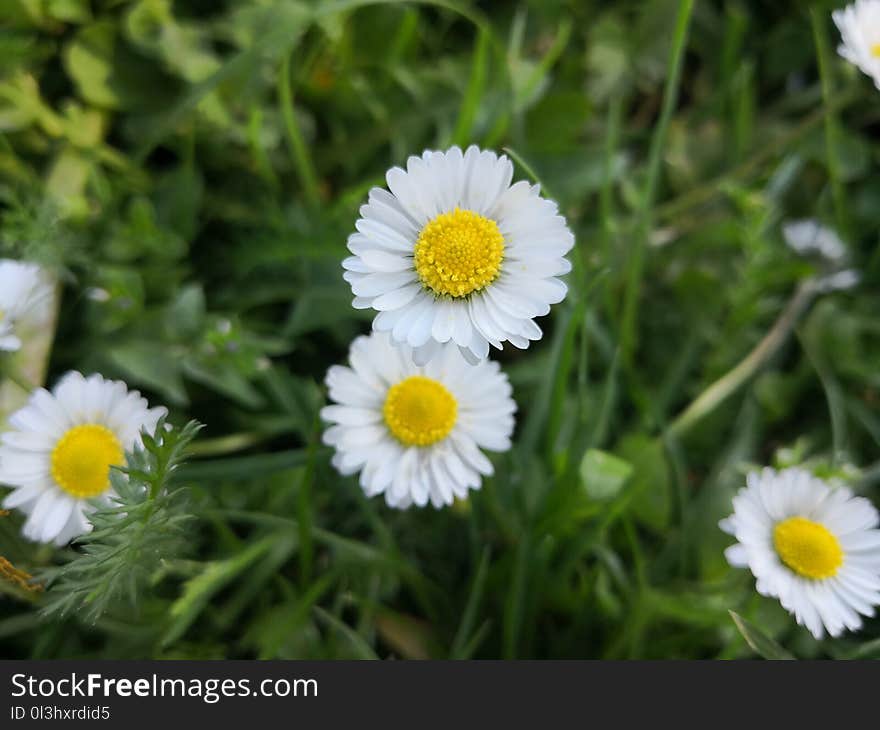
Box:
321;331;515;509
721;467;880;639
833;0;880;89
0;372;167;545
0;259;53;352
343;145;574;365
782;220;846;262
816;268;861;293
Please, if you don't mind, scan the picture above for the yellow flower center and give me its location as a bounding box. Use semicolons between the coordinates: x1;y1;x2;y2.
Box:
383;376;457;447
413;207;504;298
50;424;124;499
773;516;843;580
872;43;880;58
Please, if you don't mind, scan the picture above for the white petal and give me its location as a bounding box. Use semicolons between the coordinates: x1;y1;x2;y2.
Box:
372;283;421;311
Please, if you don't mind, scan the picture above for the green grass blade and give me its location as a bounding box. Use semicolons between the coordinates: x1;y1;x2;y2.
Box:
619;0;695;363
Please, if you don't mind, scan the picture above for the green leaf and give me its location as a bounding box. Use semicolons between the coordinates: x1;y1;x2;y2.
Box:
105;341;188;406
313;606;379;660
835;637;880;660
154;165;204;240
451;547;491;659
729;611;796;660
63;21;176;110
163;535;277;646
63;23;124;107
525;91;592;152
44;147;91;218
174;449;310;483
181;357;265;409
580;448;633;501
135;0;311;159
125;0;219;82
165;283;205;340
40;420;203;622
617;434;671;531
375;609;435;660
46;0;91;23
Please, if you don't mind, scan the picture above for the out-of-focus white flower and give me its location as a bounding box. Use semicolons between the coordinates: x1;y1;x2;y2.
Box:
0;372;167;545
0;260;53;352
782;220;846;262
721;467;880;640
817;269;861;293
342;146;574;365
833;1;880;89
321;332;515;509
85;287;111;303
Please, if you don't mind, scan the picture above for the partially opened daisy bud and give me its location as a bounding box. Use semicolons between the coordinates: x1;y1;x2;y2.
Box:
0;372;167;545
720;467;880;640
0;259;53;353
833;0;880;90
321;331;515;508
343;146;574;365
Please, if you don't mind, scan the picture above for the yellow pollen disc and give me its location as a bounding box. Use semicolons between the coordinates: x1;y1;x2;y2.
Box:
872;43;880;58
383;376;457;447
414;207;504;298
50;424;124;499
773;516;843;580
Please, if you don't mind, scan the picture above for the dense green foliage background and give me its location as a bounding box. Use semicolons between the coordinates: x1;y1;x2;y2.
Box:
1;0;878;659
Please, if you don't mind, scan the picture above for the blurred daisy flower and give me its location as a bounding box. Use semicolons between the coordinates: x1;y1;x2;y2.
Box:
343;146;574;365
783;220;846;261
721;467;880;639
0;372;166;545
782;220;860;293
0;259;53;352
321;331;515;509
833;0;880;89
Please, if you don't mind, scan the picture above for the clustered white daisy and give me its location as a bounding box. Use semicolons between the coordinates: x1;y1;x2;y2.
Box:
0;372;166;545
721;467;880;639
343;145;574;365
321;332;515;509
834;0;880;89
2;120;873;659
0;259;53;352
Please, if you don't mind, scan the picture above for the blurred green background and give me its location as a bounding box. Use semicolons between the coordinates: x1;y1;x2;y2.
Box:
1;0;879;659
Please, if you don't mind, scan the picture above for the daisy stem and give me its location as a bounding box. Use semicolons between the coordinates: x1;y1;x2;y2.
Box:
667;280;818;439
619;0;695;365
501;146;557;202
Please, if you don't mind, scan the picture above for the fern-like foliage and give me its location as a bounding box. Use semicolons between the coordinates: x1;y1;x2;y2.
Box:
0;195;82;271
40;418;203;623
